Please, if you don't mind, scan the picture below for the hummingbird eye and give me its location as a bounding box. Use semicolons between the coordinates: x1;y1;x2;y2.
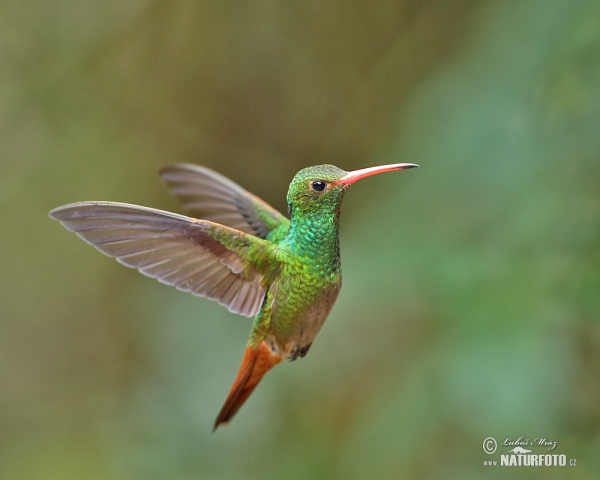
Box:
311;180;327;192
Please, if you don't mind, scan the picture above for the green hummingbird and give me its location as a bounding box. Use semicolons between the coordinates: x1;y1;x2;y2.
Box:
50;162;417;429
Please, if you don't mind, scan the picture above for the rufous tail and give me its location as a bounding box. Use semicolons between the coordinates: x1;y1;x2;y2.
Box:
213;340;281;430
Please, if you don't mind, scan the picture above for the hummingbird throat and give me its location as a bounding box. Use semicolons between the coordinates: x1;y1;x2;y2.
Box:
284;211;341;266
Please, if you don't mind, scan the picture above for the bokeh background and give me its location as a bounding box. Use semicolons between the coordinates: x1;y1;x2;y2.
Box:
2;0;600;478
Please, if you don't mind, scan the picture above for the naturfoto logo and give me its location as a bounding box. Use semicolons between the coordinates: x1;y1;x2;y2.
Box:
482;436;576;468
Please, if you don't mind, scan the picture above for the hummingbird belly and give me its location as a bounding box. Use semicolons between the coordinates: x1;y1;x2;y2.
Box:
268;266;341;358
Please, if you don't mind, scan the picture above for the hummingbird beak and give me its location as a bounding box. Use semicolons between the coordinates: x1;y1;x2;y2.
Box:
339;163;419;186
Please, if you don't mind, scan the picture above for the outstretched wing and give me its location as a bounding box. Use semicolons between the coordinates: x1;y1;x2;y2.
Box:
159;164;290;240
49;202;279;317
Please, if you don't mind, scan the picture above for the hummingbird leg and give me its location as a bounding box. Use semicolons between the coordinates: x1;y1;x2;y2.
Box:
299;343;312;358
289;345;301;361
289;343;312;361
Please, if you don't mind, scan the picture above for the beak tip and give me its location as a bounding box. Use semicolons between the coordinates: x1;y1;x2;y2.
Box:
340;162;419;185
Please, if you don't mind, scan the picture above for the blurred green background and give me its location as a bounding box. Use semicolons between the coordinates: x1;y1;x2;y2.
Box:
2;0;600;478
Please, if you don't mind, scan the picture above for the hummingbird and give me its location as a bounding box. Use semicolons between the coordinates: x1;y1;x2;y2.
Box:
50;162;417;429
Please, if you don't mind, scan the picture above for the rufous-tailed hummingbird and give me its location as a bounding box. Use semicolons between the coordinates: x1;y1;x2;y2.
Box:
50;162;417;429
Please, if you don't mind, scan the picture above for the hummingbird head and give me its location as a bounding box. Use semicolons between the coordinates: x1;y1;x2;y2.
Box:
286;163;418;217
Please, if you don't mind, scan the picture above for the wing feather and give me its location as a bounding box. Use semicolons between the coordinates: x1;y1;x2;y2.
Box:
160;164;289;239
50;201;277;317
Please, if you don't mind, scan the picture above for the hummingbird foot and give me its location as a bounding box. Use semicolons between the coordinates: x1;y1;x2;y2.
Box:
300;343;312;358
288;343;312;361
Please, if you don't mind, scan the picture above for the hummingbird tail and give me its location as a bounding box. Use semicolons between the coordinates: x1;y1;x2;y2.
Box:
213;341;281;430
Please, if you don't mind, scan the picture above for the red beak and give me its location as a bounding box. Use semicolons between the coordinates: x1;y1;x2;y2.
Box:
339;163;419;186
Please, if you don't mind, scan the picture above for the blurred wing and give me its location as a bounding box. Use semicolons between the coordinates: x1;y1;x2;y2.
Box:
159;163;290;239
49;202;278;317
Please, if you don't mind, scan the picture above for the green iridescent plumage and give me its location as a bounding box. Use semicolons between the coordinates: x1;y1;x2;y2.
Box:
49;161;417;429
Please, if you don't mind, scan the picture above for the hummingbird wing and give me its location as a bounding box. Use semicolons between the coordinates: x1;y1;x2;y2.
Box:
50;202;279;317
159;164;290;239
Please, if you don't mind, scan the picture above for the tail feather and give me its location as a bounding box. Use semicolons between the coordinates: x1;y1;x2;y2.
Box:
214;341;281;430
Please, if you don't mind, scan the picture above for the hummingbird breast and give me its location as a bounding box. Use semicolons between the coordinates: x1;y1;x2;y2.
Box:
266;254;342;357
258;210;343;357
